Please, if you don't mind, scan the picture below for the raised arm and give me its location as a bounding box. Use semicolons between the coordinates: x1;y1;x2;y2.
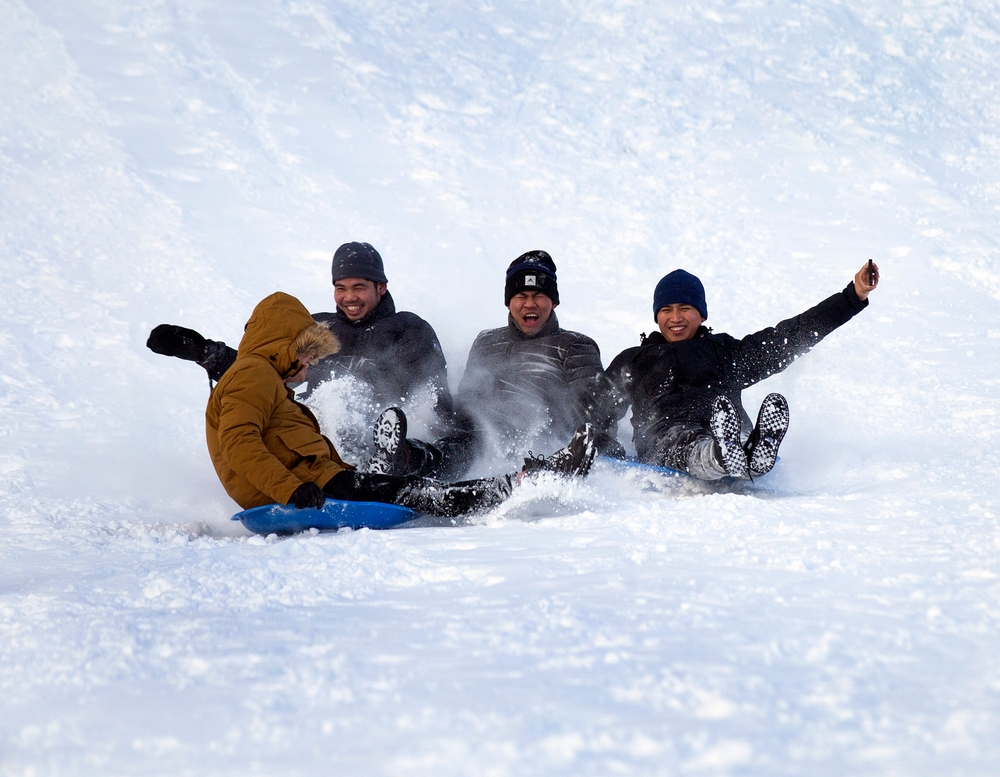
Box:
147;324;236;382
733;263;879;389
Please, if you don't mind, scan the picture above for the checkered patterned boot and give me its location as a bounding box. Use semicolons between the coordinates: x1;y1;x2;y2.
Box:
743;393;789;476
710;396;749;479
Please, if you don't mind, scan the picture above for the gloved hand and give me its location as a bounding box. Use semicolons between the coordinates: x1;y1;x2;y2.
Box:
289;482;325;510
146;324;209;362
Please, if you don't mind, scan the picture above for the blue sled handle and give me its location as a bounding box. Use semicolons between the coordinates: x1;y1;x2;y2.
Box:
232;497;417;535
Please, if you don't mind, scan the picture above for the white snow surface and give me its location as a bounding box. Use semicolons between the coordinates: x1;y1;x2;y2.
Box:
2;0;1000;774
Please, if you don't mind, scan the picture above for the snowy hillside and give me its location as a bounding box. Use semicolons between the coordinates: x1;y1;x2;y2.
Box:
2;0;999;774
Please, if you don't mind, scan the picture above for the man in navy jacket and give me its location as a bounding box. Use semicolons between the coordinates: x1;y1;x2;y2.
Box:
605;261;880;480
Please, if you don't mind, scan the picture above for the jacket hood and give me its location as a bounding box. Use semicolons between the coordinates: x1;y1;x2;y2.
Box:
238;292;340;377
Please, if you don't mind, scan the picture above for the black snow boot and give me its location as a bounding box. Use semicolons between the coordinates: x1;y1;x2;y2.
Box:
743;393;789;476
366;407;408;476
710;396;749;479
522;424;597;478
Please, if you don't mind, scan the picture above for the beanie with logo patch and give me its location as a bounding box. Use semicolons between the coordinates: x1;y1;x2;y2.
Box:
504;250;559;306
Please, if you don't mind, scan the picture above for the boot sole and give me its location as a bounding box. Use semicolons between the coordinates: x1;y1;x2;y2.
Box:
368;408;406;475
748;393;789;475
710;396;749;479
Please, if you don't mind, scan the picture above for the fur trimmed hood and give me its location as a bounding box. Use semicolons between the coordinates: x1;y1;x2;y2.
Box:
293;321;340;365
238;292;341;378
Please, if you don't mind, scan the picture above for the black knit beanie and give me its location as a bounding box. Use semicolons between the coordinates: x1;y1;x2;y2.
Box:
504;250;559;306
331;242;388;284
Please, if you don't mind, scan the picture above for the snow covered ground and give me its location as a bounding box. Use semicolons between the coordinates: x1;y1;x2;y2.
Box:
2;0;1000;773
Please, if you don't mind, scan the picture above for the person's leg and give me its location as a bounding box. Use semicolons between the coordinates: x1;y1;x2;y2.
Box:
709;396;750;479
323;470;512;518
401;425;480;480
368;407;480;480
654;423;729;481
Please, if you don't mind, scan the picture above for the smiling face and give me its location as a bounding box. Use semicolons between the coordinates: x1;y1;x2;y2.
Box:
508;291;556;335
333;277;387;322
656;303;705;343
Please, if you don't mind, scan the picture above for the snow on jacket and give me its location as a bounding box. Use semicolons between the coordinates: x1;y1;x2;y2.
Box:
456;312;620;454
605;283;869;462
203;291;453;420
206;292;350;510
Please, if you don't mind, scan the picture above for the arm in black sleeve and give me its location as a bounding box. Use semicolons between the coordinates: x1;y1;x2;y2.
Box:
200;340;237;383
563;338;624;455
387;316;455;435
603;347;639;423
733;282;869;389
146;324;236;382
403;319;451;399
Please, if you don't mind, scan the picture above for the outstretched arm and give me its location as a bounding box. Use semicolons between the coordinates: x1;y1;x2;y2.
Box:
854;260;880;301
733;265;874;389
147;324;236;382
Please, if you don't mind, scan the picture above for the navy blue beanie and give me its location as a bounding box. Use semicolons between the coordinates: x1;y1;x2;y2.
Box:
504;250;559;306
652;269;707;321
331;242;388;284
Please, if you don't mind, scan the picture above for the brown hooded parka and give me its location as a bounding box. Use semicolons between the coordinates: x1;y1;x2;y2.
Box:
206;292;349;509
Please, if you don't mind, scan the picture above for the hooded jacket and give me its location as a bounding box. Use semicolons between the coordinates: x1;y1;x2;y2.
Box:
605;283;868;462
206;292;349;509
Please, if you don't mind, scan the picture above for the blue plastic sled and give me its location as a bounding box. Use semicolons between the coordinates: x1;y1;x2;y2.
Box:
598;455;688;478
233;498;418;535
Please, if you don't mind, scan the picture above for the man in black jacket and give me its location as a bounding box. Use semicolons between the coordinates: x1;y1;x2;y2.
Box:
372;251;624;479
605;261;880;480
147;242;454;434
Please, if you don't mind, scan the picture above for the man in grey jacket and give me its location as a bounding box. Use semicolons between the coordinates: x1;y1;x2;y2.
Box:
371;251;623;479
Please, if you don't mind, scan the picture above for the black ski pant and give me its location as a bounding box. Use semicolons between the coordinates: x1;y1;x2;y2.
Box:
323;470;512;518
648;422;728;481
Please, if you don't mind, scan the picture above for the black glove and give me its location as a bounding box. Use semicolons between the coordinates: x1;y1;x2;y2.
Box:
289;482;325;510
146;324;209;362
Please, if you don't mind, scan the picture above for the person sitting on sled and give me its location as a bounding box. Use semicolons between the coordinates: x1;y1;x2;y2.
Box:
207;292;595;519
604;261;880;480
150;242;456;439
365;250;623;481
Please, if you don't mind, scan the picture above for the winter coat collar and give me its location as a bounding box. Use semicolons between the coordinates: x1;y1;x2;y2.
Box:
505;311;561;341
639;325;711;347
334;290;397;327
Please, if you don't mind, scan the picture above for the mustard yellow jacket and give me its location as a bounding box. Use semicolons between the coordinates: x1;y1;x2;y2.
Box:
206;292;349;509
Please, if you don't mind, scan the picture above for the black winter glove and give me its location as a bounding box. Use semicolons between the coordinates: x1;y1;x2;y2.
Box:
289;482;326;510
146;324;210;362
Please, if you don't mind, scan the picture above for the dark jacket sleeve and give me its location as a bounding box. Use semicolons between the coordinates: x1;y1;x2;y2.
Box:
455;332;490;410
732;282;868;389
200;341;238;383
397;316;450;396
604;346;640;421
563;337;623;454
